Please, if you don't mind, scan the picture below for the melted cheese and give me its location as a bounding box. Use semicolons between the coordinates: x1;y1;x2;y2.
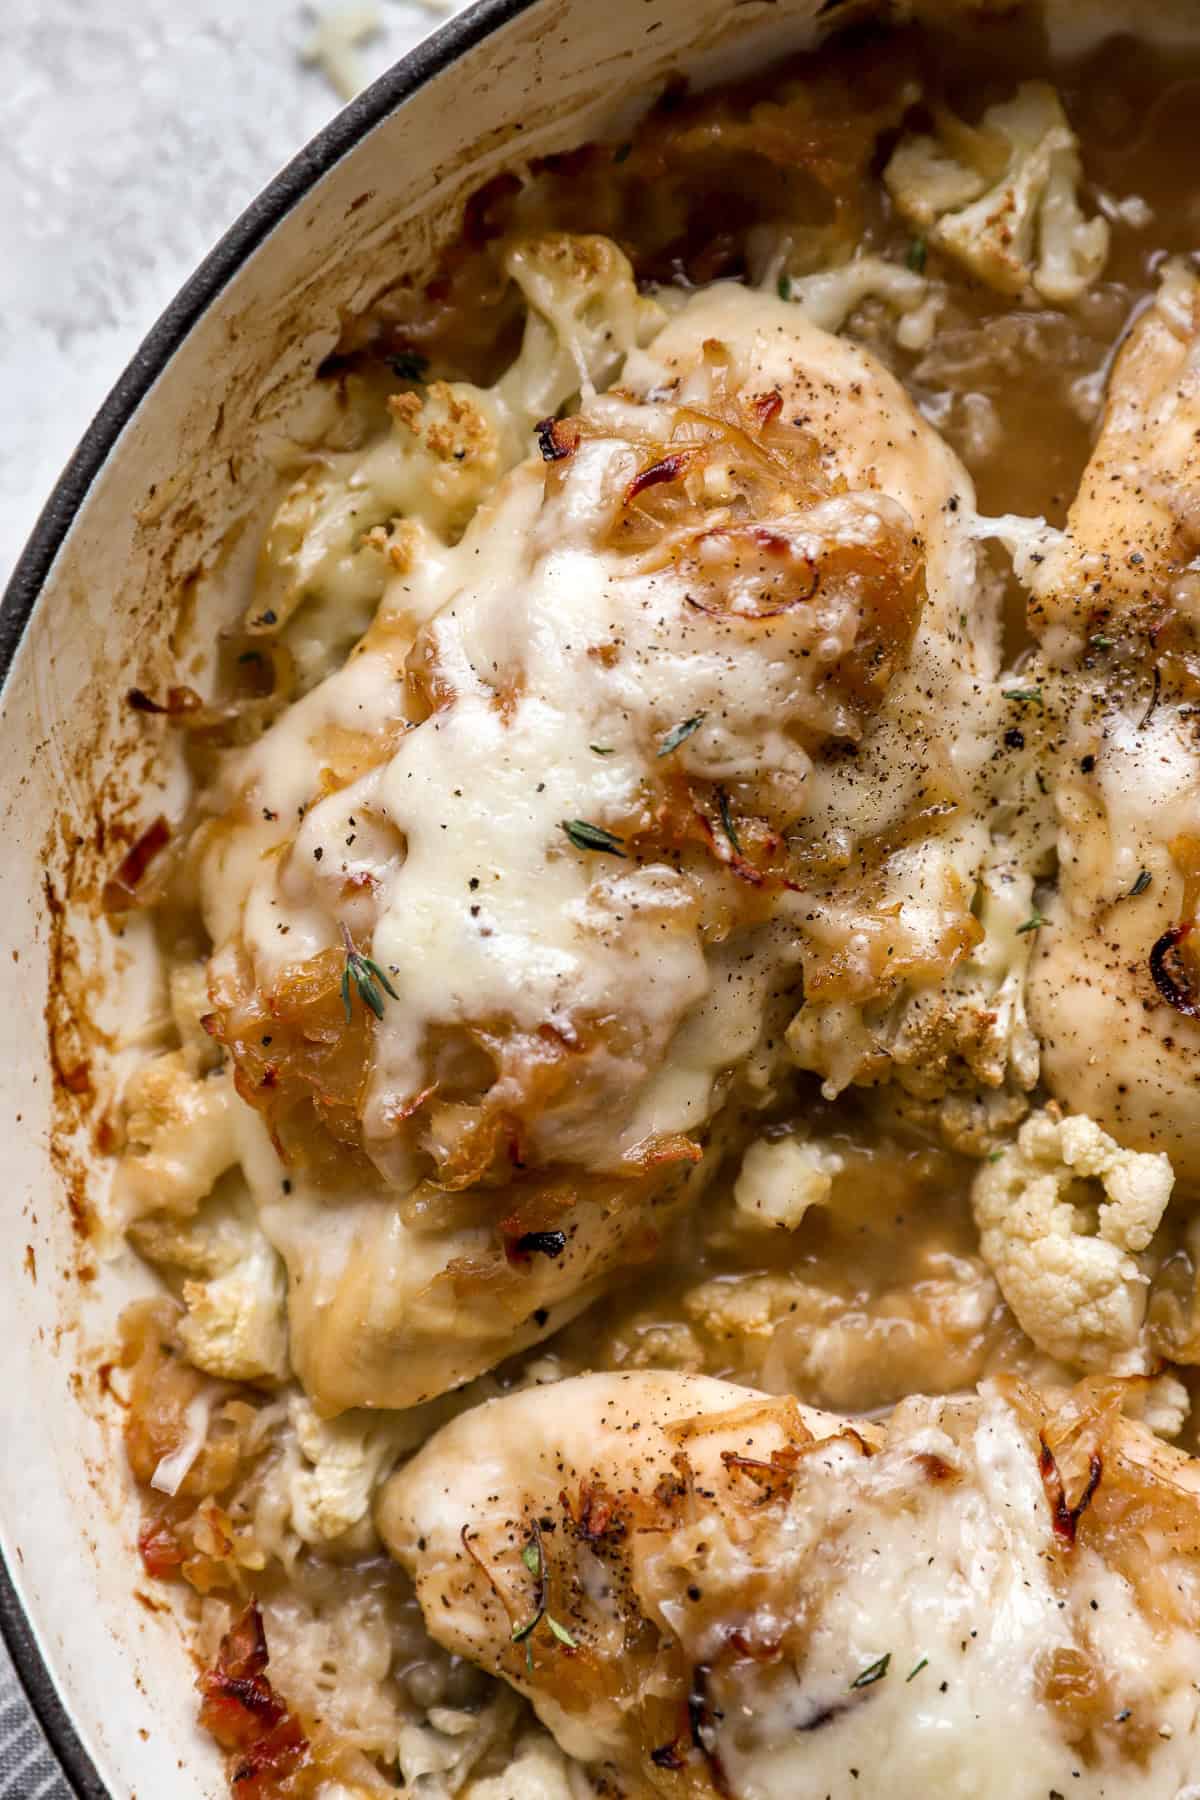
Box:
381;1371;1200;1799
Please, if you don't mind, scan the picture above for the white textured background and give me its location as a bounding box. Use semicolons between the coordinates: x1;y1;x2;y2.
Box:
0;1;460;1788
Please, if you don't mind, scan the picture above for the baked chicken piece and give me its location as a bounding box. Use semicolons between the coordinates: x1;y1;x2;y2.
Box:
189;272;996;1414
1028;262;1200;1188
381;1369;1200;1799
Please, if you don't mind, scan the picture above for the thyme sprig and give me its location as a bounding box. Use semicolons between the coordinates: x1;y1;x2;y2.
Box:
658;713;706;758
562;818;627;857
340;922;399;1022
512;1523;578;1669
1002;686;1044;709
1016;909;1049;936
1129;869;1152;898
850;1652;891;1690
716;786;742;855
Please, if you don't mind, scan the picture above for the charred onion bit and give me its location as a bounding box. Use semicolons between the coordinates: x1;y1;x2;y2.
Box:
535;417;579;462
197;1604;309;1798
101;815;171;913
562;1479;623;1543
1150;919;1200;1018
720;1445;802;1502
1038;1435;1103;1547
127;687;166;713
137;1514;185;1578
505;1228;568;1265
127;685;204;717
625;450;695;502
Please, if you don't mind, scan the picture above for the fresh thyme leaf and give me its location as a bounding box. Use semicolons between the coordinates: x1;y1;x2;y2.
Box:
511;1524;576;1660
562;818;627;857
906;1658;928;1682
658;713;706;758
1002;686;1044;708
388;351;429;382
906;236;927;274
1089;634;1113;650
340;925;400;1021
850;1653;891;1690
589;744;615;756
777;273;791;301
1130;869;1152;897
716;787;742;855
1016;910;1048;935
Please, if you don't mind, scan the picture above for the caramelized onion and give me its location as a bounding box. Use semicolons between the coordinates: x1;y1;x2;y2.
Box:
101;815;171;913
1149;919;1200;1017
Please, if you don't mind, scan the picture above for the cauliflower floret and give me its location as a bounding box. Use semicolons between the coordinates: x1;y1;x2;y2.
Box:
685;1256;1003;1412
1128;1372;1190;1442
498;232;665;414
733;1133;845;1232
604;1316;705;1373
463;1731;586;1800
130;1185;264;1278
397;1690;520;1798
885;862;1042;1097
787;853;1043;1122
884;82;1109;303
683;1272;817;1345
117;1053;238;1221
254;233;664;649
284;1396;419;1544
972;1108;1174;1373
169;962;223;1076
781;253;940;351
179;1232;290;1383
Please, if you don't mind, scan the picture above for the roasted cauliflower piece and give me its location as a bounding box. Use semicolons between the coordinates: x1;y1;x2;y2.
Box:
732;1132;844;1231
884;82;1109;303
973;1109;1174;1373
177;1231;289;1385
252;232;664;659
116;1053;238;1222
781;251;938;349
282;1395;420;1546
683;1252;1006;1410
381;1370;1200;1799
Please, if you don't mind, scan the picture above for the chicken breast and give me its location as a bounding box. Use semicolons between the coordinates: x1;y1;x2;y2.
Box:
380;1370;1200;1799
1028;262;1200;1188
193;277;1000;1413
